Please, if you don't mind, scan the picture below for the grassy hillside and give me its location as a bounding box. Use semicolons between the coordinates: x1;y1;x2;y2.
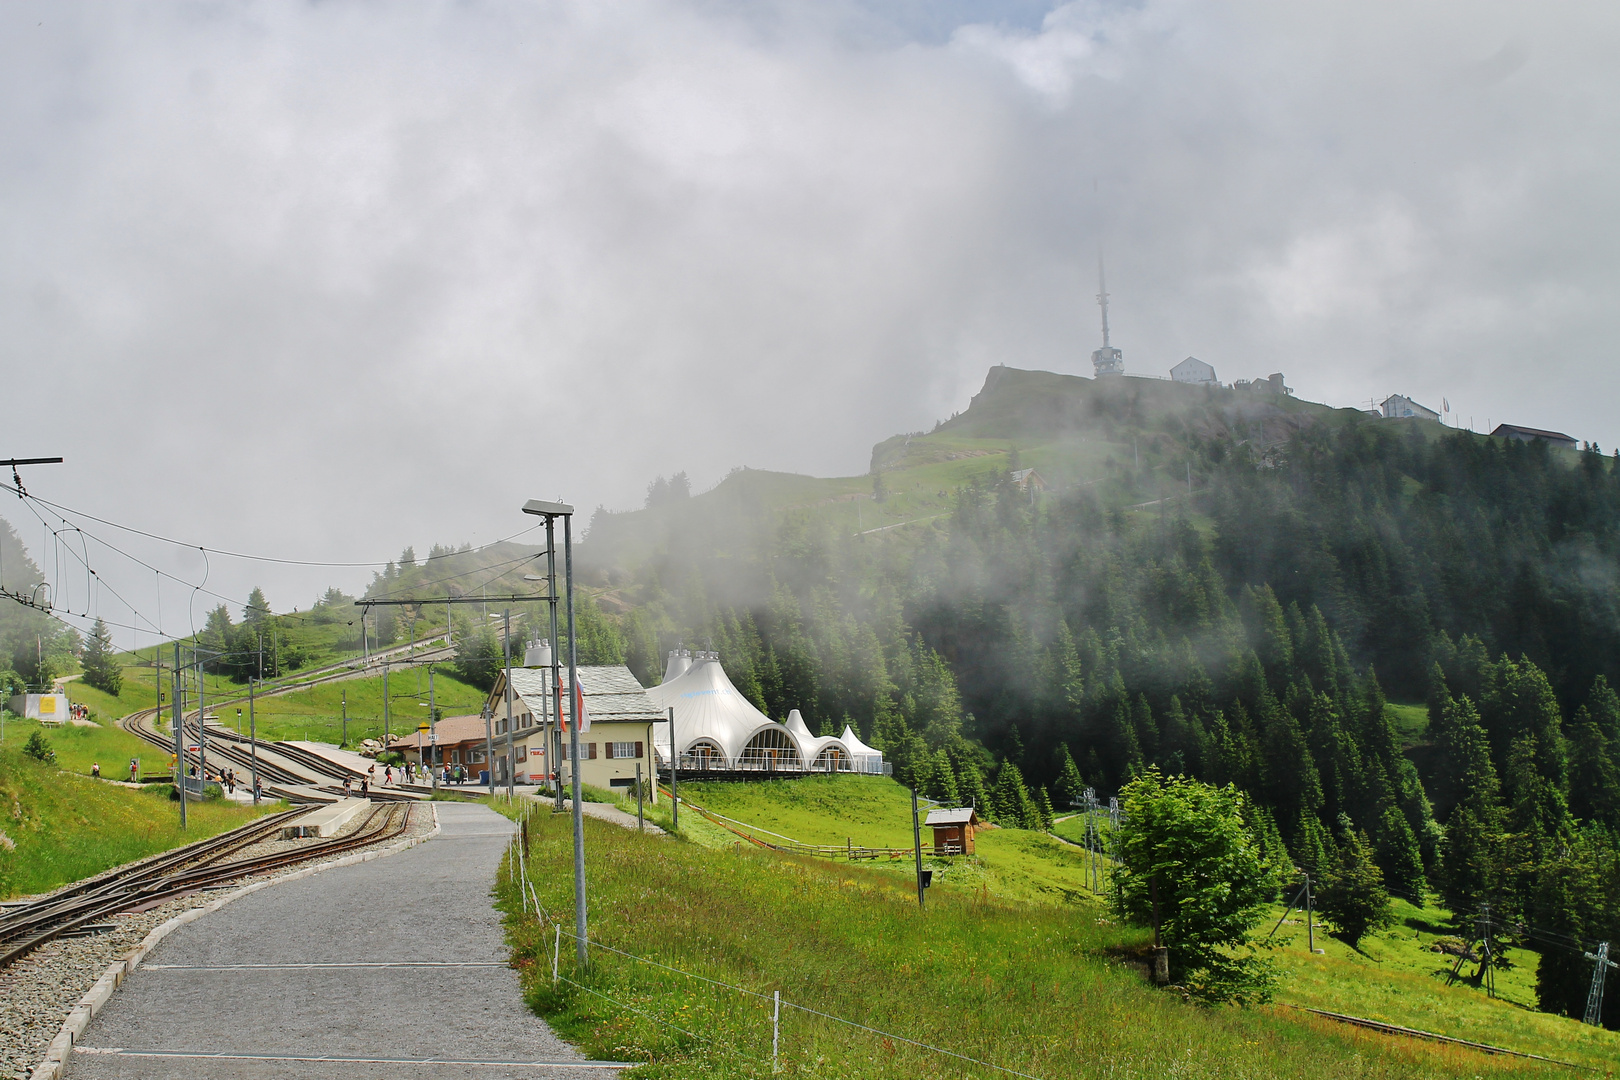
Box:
501;801;1612;1079
0;745;271;899
1;714;159;779
233;667;488;745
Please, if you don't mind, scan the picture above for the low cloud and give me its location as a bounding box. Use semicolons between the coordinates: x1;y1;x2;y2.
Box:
1;0;1614;642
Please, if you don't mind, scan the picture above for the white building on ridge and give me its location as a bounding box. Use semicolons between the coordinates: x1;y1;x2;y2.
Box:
1170;356;1218;385
1381;394;1439;421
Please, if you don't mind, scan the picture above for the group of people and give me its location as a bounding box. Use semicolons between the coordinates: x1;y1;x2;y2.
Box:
335;759;473;797
68;702;91;722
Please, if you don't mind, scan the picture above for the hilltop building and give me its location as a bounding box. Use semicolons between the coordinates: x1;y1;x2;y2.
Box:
1491;423;1577;450
1235;373;1292;396
1381;394;1439;421
1170;356;1218;386
645;649;886;776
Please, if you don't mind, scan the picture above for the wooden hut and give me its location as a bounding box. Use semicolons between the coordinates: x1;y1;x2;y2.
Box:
925;807;978;855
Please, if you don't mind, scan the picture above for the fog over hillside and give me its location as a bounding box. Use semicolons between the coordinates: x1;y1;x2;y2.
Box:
3;1;1617;646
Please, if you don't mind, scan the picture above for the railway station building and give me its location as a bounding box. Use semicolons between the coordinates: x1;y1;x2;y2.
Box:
485;664;663;795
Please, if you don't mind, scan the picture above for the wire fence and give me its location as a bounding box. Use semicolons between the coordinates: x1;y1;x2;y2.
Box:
500;810;1053;1079
544;924;1053;1080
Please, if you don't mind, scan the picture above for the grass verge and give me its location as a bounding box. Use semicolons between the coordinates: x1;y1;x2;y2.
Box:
0;745;274;899
495;807;1584;1079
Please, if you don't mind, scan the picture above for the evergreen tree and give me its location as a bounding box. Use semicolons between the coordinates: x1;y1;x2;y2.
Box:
1372;802;1426;902
1053;742;1087;810
80;618;121;696
1317;828;1394;949
243;587;270;625
1035;785;1056;831
956;760;989;815
1531;830;1620;1025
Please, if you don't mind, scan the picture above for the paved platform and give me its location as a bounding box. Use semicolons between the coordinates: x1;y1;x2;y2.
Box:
72;803;626;1079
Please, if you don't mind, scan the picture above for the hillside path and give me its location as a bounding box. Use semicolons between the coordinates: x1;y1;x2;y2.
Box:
69;803;628;1079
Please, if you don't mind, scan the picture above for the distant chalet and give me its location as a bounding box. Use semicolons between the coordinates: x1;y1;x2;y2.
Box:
1491;423;1577;450
1381;394;1439;421
1169;356;1218;386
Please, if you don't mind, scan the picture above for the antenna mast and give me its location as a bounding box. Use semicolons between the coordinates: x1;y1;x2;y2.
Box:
1097;255;1111;348
1090;253;1124;377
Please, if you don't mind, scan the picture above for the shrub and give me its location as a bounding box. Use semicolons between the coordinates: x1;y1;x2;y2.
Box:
1113;768;1280;1004
22;731;55;764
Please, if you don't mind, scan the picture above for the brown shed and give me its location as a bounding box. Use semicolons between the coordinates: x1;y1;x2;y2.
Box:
925;807;979;855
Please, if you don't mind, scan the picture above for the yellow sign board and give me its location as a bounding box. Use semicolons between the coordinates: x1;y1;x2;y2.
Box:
39;696;56;714
418;721;430;732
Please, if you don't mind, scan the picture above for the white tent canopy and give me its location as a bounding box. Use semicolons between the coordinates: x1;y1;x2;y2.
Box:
644;650;885;774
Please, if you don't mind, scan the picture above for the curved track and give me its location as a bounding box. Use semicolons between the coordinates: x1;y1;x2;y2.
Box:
116;642;454;801
0;803;413;969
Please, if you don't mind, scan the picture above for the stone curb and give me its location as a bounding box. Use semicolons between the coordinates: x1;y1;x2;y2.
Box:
28;804;443;1080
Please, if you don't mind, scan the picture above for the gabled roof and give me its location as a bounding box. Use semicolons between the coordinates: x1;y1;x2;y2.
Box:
925;807;978;826
492;665;665;727
386;713;487;750
1491;423;1576;444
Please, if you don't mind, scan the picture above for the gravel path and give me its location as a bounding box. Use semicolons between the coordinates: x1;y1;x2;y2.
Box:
0;804;434;1080
70;802;618;1079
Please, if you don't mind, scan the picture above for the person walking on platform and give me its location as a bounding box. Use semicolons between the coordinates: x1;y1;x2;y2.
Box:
253;777;264;804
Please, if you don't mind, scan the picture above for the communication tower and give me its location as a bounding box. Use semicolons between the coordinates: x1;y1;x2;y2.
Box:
1092;255;1124;377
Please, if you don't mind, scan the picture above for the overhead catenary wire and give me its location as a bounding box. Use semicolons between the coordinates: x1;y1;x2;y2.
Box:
0;480;543;567
0;481;547;642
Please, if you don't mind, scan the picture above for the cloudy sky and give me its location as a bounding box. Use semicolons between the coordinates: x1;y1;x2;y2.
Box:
2;0;1616;645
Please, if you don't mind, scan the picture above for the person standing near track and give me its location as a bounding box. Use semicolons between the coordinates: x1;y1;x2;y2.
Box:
91;762;100;780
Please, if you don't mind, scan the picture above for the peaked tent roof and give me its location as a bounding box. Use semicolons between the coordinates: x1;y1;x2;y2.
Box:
644;654;786;763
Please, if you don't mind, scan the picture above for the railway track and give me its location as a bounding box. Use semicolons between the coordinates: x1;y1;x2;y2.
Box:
0;802;413;970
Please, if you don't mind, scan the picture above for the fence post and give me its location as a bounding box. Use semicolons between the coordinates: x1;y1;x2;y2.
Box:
553;925;561;985
772;990;781;1073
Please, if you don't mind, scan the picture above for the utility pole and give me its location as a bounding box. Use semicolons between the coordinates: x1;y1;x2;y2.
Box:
248;676;259;800
483;704;495;796
196;646;208;785
1584;941;1615;1026
172;642;186;828
503;609;515;799
911;788;925;909
341;690;348;747
522;499;586;967
382;662;390;743
428;665;438;791
1305;872;1316;954
668;706;679;830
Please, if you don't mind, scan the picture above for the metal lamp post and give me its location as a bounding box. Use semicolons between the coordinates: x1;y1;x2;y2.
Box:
523;499;586;967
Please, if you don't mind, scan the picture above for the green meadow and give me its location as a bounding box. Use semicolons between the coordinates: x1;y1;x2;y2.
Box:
490;778;1619;1078
0;744;274;899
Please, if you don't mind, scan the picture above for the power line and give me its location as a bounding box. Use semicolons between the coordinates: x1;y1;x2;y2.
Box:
0;480;542;568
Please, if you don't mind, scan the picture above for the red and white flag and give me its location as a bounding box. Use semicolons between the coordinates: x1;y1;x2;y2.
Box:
563;678;591;733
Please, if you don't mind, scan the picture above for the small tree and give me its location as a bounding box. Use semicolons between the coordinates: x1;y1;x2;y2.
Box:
1113;768;1279;1003
80;618;122;696
23;731;55;764
1317;828;1394;948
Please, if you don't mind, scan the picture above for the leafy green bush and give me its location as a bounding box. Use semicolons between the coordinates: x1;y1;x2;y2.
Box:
1113;768;1282;1004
